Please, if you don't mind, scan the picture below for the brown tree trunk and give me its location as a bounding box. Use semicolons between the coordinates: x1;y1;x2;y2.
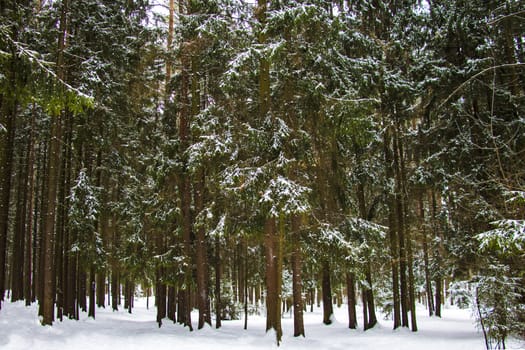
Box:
78;269;87;313
430;190;442;318
24;108;36;306
214;234;222;329
383;122;401;329
178;0;193;330
362;286;368;328
155;264;166;326
110;184;119;312
393;123;408;328
111;270;119;311
195;170;210;329
291;215;305;337
0;89;16;310
11;141;28;302
243;238;248;330
364;264;378;330
419;190;434;316
264;217;282;342
346;272;357;329
40;0;69;325
322;260;333;325
88;266;95;318
168;285;176;321
407;231;418;331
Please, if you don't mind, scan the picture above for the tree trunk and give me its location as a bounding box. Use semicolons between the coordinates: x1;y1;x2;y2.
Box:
364;264;378;330
78;269;87;313
110;185;119;312
24;108;36;306
40;0;69;325
155;266;166;326
243;238;248;330
346;272;357;329
264;217;282;342
431;190;442;318
291;215;305;337
407;223;418;331
178;0;193;330
393;123;409;328
362;286;368;329
0;86;16;310
11;140;28;302
419;190;434;316
168;285;176;321
322;260;333;325
215;234;222;329
383;122;401;329
195;170;210;329
88;266;95;319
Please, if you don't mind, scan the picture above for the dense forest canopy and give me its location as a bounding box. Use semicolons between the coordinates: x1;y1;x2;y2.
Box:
1;0;524;348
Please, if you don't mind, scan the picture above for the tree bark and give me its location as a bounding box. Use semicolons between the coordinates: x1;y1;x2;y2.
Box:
383;122;401;329
291;215;305;337
40;0;69;325
321;260;333;325
11;139;28;302
178;0;193;331
364;264;378;330
419;190;434;316
88;265;95;319
0;81;16;311
195;170;211;329
24;108;36;306
264;217;282;342
346;272;357;329
214;234;222;329
393;123;409;328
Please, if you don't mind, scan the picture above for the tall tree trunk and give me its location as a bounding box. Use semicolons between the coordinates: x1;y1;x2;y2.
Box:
178;0;193;331
55;112;71;321
24;107;36;306
214;234;222;329
110;184;119;312
243;237;248;330
407;228;418;331
430;190;442;318
0;84;16;311
195;170;210;329
40;0;69;325
88;265;95;318
264;217;282;342
11;138;28;302
168;285;176;321
155;263;166;326
78;268;87;313
291;215;305;337
383;122;401;329
419;190;434;316
362;285;368;329
364;264;378;330
393;123;408;328
321;260;333;325
346;272;357;329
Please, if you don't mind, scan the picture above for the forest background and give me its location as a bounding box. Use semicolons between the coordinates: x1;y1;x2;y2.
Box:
0;0;524;348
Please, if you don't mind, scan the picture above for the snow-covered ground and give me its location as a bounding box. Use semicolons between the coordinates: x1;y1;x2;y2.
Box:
0;297;503;350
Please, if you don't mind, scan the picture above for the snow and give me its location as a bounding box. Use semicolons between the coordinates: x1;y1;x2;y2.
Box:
0;297;491;350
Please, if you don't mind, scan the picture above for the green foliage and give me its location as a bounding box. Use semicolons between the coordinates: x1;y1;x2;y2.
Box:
473;264;525;350
68;169;104;268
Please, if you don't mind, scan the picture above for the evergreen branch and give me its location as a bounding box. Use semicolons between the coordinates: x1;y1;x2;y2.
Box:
4;35;93;100
438;62;525;111
488;9;525;25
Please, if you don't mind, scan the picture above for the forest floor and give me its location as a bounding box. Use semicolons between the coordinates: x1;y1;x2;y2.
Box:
1;296;520;350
